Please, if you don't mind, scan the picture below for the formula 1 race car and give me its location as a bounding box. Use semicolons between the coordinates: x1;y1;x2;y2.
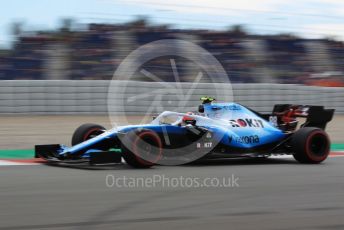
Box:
35;97;335;168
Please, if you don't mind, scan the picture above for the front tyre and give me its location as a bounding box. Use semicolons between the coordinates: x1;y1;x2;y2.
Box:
71;123;106;146
291;127;330;164
122;130;162;168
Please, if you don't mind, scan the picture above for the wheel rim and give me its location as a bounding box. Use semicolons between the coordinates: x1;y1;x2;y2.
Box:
133;132;162;165
309;133;328;156
83;128;103;141
305;131;329;161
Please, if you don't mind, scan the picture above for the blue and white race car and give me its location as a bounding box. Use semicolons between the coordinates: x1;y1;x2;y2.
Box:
36;97;334;168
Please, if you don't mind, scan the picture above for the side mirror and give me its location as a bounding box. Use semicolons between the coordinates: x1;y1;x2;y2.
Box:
198;105;204;113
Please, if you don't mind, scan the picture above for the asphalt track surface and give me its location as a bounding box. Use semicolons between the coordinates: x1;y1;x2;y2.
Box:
1;115;344;230
1;156;344;230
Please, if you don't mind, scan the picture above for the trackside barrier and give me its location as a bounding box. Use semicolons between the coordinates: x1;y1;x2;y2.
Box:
0;80;343;114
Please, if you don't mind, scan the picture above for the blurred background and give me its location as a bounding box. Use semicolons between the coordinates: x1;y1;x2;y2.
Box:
1;0;344;86
1;3;344;230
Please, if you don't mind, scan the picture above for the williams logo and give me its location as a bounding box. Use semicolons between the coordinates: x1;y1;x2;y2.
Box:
223;105;241;111
229;118;264;128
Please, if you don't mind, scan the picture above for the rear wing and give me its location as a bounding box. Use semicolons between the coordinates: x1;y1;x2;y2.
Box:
272;104;335;130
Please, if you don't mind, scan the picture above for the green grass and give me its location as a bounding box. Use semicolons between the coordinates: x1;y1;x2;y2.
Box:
0;149;35;159
0;145;342;159
331;143;344;151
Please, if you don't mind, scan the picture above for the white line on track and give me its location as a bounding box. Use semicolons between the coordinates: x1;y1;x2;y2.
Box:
0;160;40;166
1;152;343;166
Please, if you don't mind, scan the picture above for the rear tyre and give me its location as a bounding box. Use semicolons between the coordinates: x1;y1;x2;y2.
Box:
122;130;162;168
71;123;106;146
291;127;330;164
